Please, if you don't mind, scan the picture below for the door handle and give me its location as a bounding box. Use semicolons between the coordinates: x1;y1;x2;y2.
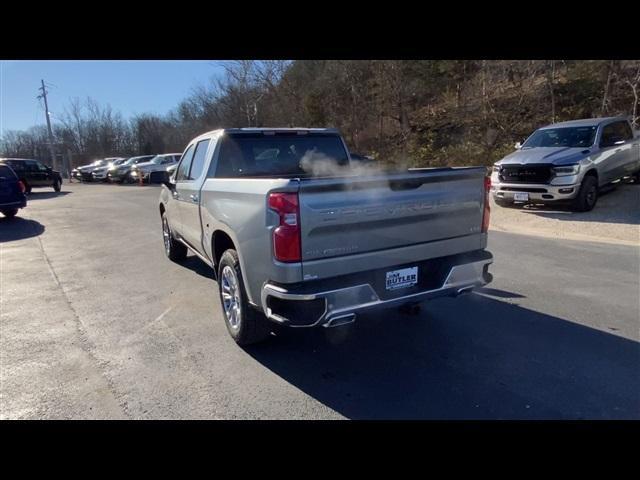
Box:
190;194;199;203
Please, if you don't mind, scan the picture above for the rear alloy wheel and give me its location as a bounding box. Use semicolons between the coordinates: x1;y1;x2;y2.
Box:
1;208;18;218
571;175;598;212
162;212;187;262
218;249;270;346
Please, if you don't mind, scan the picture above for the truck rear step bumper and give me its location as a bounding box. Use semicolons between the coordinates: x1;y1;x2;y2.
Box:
261;251;493;328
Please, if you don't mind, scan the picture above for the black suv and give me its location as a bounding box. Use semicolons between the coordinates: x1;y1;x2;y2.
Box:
0;164;27;218
0;158;62;193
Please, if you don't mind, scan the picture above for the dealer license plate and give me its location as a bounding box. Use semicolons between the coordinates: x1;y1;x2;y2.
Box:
385;267;418;291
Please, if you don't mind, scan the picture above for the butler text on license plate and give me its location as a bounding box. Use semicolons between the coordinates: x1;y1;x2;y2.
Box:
386;267;418;291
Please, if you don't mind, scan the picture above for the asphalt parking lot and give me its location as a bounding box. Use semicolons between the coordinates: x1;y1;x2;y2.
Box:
1;182;639;419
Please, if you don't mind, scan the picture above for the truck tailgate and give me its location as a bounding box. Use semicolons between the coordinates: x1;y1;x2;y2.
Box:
298;167;487;275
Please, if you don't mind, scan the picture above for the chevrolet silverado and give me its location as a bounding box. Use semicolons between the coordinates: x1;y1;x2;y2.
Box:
159;128;493;345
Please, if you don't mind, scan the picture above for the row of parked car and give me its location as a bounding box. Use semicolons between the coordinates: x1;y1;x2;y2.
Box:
71;153;182;184
0;153;183;218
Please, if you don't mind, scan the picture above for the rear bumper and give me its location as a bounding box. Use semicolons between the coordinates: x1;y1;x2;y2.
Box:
491;181;580;202
0;199;27;209
261;250;493;327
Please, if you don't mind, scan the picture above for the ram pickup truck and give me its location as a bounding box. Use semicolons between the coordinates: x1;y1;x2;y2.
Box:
491;117;640;211
159;128;493;345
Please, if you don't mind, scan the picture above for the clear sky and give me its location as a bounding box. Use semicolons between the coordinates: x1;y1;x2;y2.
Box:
0;60;225;133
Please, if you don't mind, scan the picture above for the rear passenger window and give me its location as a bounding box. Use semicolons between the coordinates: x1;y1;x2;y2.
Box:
188;139;210;180
176;145;195;181
618;122;633;141
25;161;39;172
6;161;24;171
602;121;633;146
0;165;17;179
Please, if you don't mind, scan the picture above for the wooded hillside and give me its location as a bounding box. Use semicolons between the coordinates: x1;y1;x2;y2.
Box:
2;60;639;168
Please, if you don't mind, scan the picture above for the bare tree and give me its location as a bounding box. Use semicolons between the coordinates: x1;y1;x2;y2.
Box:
217;60;268;127
601;60;616;115
546;60;556;123
624;63;640;128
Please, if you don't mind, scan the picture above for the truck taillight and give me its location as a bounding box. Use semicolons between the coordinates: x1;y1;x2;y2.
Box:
482;176;491;233
18;180;26;193
268;192;301;263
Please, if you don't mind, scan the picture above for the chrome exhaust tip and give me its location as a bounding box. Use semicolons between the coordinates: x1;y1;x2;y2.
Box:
323;313;356;328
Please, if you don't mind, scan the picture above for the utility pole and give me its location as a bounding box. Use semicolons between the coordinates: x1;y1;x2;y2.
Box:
38;79;57;170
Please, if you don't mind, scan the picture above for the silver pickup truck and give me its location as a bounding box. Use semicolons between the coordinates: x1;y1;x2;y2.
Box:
159;128;493;345
491;117;640;211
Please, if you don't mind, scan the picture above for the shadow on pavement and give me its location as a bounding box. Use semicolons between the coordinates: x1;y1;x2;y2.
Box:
26;191;72;201
181;254;215;280
246;292;639;419
521;183;640;225
0;217;45;242
475;287;526;299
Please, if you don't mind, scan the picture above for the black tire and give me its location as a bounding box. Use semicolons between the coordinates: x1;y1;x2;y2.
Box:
23;181;32;194
1;208;18;218
571;175;598;212
218;249;270;346
53;178;62;192
161;212;187;262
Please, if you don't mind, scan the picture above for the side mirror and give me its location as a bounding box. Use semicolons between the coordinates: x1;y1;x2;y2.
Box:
515;142;522;150
162;176;175;190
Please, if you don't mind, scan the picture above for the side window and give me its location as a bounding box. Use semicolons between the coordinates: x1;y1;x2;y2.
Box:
25;161;38;172
188;139;210;180
0;165;17;179
617;122;633;141
600;124;616;147
7;161;24;171
36;162;48;171
602;121;633;146
176;145;195;181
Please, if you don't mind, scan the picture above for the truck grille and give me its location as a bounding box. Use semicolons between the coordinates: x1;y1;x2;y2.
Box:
499;165;552;184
